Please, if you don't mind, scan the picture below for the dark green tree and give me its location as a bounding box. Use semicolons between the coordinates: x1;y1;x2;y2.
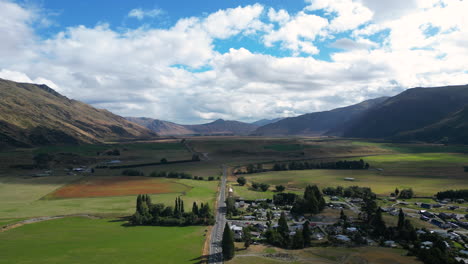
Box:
340;209;347;221
192;202;199;215
292;229;304;249
222;223;235;260
278;212;289;236
302;221;311;247
237;177;247;186
243;227;252;248
397;209;405;230
370;208;386;237
276;185;286;192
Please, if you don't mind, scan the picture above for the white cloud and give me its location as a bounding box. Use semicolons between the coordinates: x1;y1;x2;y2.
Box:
202;4;267;39
306;0;373;32
264;11;328;55
330;38;378;50
267;8;290;25
0;69;59;89
0;0;467;124
128;8;164;20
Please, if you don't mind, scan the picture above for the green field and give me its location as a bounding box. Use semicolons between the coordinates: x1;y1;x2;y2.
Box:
231;152;468;199
0;217;206;264
0;176;218;218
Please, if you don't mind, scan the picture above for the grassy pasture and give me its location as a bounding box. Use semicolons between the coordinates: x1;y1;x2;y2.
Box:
231;151;468;199
0;217;206;264
227;245;421;264
234;168;468;199
0;176;218;218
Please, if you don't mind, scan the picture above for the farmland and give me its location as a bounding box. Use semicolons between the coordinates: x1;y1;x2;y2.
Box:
0;137;467;263
230;150;468;199
46;176;192;199
0;217;206;264
226;245;422;264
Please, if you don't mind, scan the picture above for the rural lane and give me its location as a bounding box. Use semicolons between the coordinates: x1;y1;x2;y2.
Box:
209;165;227;263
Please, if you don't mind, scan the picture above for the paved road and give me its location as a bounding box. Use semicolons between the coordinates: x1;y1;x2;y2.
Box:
209;165;227;263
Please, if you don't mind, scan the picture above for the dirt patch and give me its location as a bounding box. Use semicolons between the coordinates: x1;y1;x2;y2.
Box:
46;176;191;199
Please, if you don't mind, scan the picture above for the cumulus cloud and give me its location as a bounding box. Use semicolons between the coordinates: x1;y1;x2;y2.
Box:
0;0;467;124
263;11;328;55
330;38;378;50
128;8;164;20
306;0;373;32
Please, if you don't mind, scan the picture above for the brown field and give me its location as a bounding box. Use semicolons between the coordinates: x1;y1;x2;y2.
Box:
47;176;191;199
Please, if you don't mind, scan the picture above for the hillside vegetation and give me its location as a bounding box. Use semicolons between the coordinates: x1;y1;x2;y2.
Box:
0;79;156;148
340;85;468;142
253;97;388;136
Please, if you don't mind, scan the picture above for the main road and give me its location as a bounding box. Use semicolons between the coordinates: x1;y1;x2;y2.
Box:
209;165;227;263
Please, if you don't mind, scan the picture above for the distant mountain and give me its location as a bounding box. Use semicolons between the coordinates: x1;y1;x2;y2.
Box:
126;117;193;136
253;97;389;136
251;118;285;127
0;78;156;148
341;85;468;140
126;118;258;136
393;104;468;144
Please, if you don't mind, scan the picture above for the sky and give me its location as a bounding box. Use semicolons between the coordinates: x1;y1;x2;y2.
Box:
0;0;467;124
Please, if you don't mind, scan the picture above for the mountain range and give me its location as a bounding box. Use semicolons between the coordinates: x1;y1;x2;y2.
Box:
1;77;467;147
126;117;259;136
253;84;468;144
0;78;156;149
253;97;389;136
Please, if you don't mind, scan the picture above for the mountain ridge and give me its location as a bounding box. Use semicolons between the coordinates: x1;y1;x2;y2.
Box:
253;97;389;136
126;117;258;136
0;78;157;148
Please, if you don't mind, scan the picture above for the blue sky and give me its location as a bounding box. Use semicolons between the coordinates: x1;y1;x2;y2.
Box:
1;0;467;124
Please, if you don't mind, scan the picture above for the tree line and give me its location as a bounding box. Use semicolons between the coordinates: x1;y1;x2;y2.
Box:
149;171;216;181
436;189;468;200
129;194;214;226
235;159;370;175
322;186;376;199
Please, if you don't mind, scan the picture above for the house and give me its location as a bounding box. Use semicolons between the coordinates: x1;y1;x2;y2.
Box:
243;215;256;220
312;233;324;240
420;215;430;221
230;225;243;240
250;232;261;238
350;198;363;204
420;210;435;218
421;203;432;209
421;241;433;249
331;196;339;201
439;212;452;220
416;230;427;235
432;204;442;208
384;240;397;248
449;205;460;210
346;227;358;233
335;235;351;242
253;223;267;231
